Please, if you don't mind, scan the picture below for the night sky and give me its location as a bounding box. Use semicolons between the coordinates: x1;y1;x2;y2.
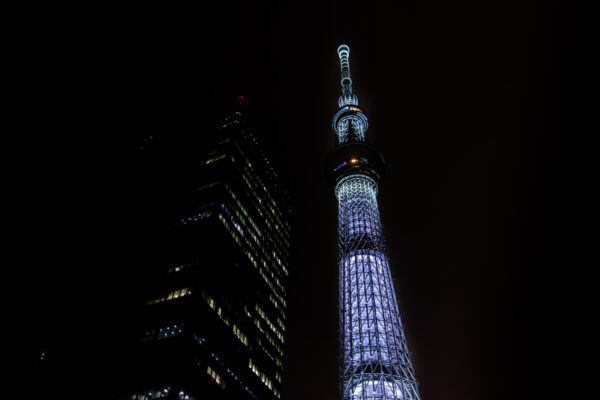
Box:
16;2;571;400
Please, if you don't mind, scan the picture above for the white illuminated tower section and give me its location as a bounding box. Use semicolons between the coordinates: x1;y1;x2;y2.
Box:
326;45;422;400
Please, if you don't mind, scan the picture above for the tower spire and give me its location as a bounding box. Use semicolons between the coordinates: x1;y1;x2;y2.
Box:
337;44;358;107
332;44;369;145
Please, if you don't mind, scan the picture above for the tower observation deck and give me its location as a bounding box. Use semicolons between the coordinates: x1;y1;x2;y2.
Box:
325;45;422;400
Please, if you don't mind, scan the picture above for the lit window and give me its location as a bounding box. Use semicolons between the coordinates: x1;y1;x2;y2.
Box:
204;154;226;165
142;323;184;342
147;288;193;305
207;365;226;389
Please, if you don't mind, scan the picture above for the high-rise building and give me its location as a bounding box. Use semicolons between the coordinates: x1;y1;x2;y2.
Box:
120;101;291;400
325;45;422;400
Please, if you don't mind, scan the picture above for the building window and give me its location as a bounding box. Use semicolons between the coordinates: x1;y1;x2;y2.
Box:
207;366;226;389
248;359;280;398
204;154;226;165
130;386;171;399
147;288;193;305
142;323;184;342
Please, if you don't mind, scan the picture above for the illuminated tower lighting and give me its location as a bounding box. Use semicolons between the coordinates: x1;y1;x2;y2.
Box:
326;45;422;400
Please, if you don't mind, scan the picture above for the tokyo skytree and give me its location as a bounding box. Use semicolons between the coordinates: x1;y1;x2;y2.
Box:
325;45;422;400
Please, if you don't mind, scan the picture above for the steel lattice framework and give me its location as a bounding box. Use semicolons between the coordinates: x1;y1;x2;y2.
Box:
327;45;422;400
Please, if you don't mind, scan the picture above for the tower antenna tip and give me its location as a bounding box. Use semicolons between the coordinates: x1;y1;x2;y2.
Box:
337;44;350;56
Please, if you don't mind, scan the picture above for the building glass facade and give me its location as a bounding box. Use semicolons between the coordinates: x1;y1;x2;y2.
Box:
120;103;291;400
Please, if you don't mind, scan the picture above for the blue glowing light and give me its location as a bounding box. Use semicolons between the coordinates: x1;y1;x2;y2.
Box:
334;162;348;172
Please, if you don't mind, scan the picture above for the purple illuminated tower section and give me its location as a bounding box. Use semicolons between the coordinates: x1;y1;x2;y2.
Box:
325;45;422;400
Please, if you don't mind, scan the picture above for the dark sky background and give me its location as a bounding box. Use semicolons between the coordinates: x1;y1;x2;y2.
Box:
15;2;571;400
